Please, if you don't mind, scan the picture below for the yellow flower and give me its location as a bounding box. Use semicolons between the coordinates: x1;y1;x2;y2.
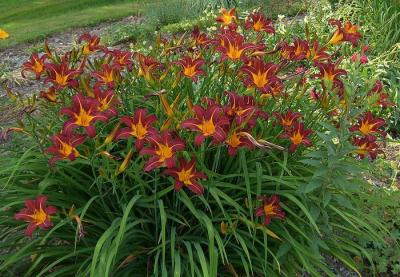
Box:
0;28;9;39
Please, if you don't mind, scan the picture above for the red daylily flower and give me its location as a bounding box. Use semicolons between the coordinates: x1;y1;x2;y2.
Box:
280;41;293;60
274;110;302;129
21;53;48;79
140;132;185;171
91;64;118;89
309;41;330;62
175;56;205;83
108;49;133;70
374;93;394;109
328;20;362;46
366;82;393;109
367;80;394;108
292;38;310;61
216;8;236;26
309;88;321;101
14;195;57;237
370;80;383;94
225;129;254;156
79;33;101;55
216;31;264;61
224;91;268;128
115;108;157;150
181;105;230;146
93;87;119;118
314;61;347;90
352;136;383;160
46;129;86;165
245;12;275;33
40;86;57;102
255;195;285;225
61;93;108;137
192;26;211;47
349;111;386;138
241;58;279;93
136;53;163;82
44;61;81;88
280;122;312;152
281;39;330;62
164;158;207;195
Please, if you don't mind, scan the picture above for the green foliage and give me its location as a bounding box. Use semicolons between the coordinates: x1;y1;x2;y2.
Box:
144;0;194;27
101;21;157;46
354;187;400;275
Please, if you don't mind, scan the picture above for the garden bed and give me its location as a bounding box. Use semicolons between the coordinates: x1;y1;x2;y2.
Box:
0;0;399;276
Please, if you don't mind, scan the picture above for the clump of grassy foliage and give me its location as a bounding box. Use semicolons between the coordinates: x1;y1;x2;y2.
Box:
0;5;396;276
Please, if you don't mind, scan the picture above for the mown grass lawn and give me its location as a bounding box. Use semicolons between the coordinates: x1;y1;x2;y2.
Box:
0;0;156;49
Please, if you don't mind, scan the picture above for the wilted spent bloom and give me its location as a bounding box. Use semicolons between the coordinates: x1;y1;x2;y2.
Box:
0;28;9;39
280;122;312;152
175;56;205;83
216;31;264;62
245;11;275;33
46;128;86;165
352;136;383;160
91;64;119;89
273;110;302;130
61;93;108;137
216;8;236;26
140;131;185;171
44;61;81;88
164;158;207;195
78;33;101;55
115;108;158;151
241;58;280;93
21;53;48;80
40;86;57;102
14;195;57;237
349;111;386;139
181;105;230;146
255;195;285;225
328;20;362;46
224;91;268;128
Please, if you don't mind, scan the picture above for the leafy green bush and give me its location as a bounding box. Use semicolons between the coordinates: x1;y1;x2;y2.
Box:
0;6;394;276
322;0;400;137
354;187;400;275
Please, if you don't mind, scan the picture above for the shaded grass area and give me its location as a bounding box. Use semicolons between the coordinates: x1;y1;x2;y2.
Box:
0;0;155;49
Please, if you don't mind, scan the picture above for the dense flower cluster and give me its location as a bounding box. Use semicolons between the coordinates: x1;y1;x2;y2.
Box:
14;7;392;236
